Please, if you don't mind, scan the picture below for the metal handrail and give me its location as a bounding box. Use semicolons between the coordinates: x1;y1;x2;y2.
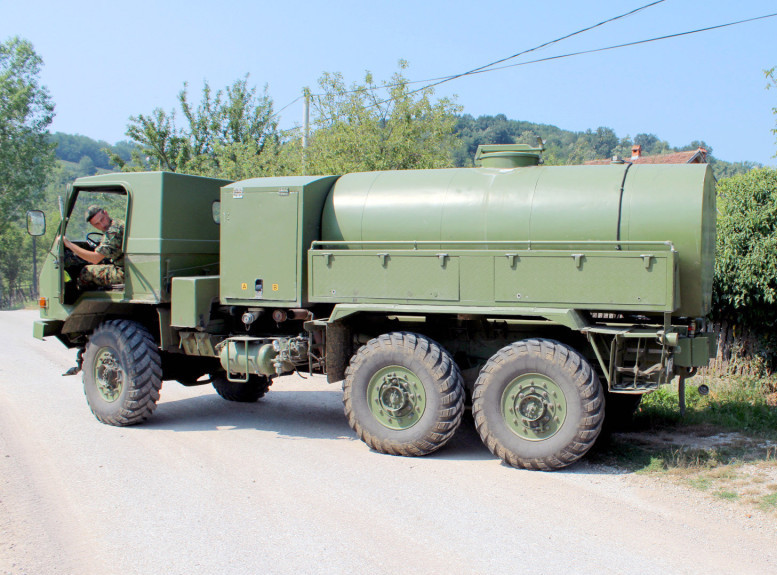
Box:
310;239;675;251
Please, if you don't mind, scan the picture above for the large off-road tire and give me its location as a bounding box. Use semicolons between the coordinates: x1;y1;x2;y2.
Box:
343;332;464;457
82;320;163;426
212;373;271;402
472;339;604;470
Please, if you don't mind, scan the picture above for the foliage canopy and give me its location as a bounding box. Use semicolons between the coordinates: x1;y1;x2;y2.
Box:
713;167;777;332
0;36;56;236
303;61;462;174
112;76;281;180
767;67;777;157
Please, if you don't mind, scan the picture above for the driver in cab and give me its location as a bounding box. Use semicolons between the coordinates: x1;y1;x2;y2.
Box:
61;205;124;289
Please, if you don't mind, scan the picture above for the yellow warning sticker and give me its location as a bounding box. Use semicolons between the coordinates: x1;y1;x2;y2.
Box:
241;283;248;290
272;284;279;291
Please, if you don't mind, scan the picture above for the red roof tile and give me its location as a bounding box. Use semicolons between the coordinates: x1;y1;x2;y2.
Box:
585;148;707;165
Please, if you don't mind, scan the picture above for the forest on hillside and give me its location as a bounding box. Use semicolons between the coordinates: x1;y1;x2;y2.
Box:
49;115;758;181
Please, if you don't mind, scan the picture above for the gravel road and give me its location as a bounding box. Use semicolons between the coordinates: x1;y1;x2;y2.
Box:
1;310;775;575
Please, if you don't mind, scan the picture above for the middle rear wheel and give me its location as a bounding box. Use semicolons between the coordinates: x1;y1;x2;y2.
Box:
212;373;272;402
473;339;604;470
343;332;464;457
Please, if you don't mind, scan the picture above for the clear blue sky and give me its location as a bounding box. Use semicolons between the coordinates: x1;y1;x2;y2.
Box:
3;0;776;166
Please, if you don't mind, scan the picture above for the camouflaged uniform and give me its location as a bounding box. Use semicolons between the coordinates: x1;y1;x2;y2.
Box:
77;220;125;289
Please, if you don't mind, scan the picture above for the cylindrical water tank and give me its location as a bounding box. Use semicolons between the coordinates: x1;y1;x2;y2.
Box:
321;163;715;317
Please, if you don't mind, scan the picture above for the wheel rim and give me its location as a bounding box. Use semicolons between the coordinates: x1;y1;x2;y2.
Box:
366;365;426;430
501;373;567;441
93;347;125;402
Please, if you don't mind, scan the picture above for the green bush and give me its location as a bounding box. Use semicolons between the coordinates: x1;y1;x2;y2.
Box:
713;167;777;331
712;168;777;372
638;376;777;436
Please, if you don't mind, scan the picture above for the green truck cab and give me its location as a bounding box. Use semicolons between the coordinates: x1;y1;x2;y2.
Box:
30;145;717;470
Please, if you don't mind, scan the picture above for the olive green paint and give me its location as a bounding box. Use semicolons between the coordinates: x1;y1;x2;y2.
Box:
310;246;677;313
171;276;220;329
502;373;567;441
367;365;427;430
320;163;714;317
33;160;716;435
219;176;338;307
37;171;228;325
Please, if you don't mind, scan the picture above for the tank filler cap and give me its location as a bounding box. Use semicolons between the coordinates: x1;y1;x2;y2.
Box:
475;140;543;169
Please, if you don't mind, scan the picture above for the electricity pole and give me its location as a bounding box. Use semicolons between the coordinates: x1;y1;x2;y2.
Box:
302;89;310;174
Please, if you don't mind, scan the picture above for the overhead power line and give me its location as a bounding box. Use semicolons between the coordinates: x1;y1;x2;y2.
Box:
274;95;303;116
450;12;777;80
289;0;667;126
361;11;777;116
301;0;666;100
411;0;668;94
275;9;777;126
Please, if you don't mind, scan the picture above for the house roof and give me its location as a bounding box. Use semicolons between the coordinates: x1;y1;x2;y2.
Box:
585;147;708;165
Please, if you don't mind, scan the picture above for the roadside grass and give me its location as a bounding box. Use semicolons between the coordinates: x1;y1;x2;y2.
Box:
1;300;38;311
591;374;777;515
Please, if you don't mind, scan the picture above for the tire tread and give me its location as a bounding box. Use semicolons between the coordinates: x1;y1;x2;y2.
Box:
84;320;163;427
472;338;604;470
212;374;272;402
343;332;464;457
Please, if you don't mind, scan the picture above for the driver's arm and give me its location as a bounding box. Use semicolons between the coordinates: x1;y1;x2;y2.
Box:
61;236;107;265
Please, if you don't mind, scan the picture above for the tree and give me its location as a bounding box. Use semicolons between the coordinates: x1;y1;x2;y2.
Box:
713;168;777;327
712;168;777;372
633;133;670;155
0;37;56;237
593;127;618;159
78;155;96;176
767;67;777;157
303;61;462;174
113;76;281;179
0;225;25;294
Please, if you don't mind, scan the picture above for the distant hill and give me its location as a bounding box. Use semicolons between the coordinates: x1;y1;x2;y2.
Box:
49;117;760;181
452;114;760;179
47;133;137;176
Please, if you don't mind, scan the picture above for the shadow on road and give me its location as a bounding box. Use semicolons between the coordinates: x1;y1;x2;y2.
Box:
145;388;351;438
143;386;640;471
119;385;654;473
142;386;498;462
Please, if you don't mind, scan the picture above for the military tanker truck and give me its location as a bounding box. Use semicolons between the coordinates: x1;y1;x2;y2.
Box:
29;144;716;470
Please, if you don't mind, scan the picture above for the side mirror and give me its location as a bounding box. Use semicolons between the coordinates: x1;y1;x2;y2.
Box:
212;200;221;224
27;210;46;236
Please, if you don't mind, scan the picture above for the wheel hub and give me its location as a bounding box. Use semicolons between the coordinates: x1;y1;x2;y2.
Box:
518;394;546;422
502;374;567;441
379;379;413;416
94;347;125;402
367;366;426;430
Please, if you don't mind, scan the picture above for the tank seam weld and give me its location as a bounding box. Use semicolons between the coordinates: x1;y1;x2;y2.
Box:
615;163;633;250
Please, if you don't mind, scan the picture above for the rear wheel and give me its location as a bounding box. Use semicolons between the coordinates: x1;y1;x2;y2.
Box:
82;320;163;426
472;339;604;470
212;373;271;402
343;332;464;457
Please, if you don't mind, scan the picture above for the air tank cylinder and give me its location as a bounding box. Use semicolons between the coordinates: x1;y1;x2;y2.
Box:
218;340;280;376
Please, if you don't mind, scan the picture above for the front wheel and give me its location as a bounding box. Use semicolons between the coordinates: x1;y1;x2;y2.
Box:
472;339;604;470
343;332;464;457
82;320;163;426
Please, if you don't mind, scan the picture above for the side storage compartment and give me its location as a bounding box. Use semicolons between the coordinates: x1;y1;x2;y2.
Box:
219;176;339;308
